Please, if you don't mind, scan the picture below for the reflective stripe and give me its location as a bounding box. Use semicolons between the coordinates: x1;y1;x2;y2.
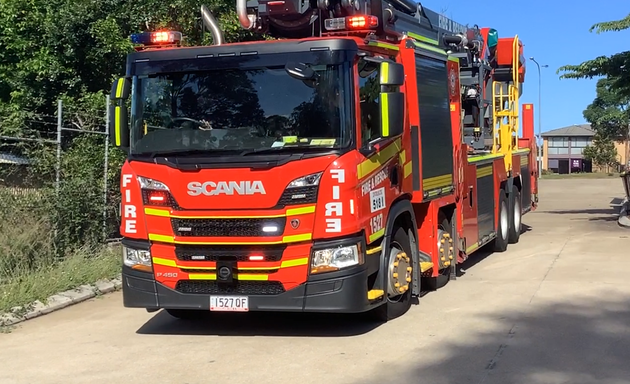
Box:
144;205;316;219
406;32;439;45
357;138;402;180
381;93;390;136
476;166;493;178
148;233;312;245
423;174;453;190
114;106;121;146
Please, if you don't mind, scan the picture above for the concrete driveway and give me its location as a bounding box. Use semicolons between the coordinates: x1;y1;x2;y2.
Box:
1;178;629;384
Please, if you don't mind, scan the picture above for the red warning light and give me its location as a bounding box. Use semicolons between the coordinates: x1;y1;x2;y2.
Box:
152;31;171;43
130;31;183;47
347;16;378;29
324;15;379;31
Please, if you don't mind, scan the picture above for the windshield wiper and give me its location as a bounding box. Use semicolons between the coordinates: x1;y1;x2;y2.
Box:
136;148;244;158
240;146;333;156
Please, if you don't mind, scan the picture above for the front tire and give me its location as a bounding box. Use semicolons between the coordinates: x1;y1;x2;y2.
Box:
370;226;414;322
493;189;509;252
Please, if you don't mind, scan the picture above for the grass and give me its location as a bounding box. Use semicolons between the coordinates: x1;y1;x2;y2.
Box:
0;198;121;314
0;245;121;313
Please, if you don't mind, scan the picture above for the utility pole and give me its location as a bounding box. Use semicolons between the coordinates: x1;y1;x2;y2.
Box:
529;57;548;175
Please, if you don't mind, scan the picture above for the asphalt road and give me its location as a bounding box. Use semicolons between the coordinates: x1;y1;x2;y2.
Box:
2;178;629;384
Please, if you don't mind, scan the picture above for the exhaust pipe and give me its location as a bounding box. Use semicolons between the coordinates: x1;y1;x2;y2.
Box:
201;5;225;45
236;0;255;29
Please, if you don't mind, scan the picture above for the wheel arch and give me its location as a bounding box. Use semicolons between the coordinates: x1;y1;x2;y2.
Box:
377;197;427;297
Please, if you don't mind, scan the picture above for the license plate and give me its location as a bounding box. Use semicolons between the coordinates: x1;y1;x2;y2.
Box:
210;296;249;312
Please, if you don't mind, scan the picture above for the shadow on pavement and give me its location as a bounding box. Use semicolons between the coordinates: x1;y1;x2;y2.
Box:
542;207;621;222
136;310;384;337
455;223;533;277
350;291;630;384
136;220;537;337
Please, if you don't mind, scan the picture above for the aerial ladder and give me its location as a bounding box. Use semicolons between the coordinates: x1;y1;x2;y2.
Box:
236;0;526;173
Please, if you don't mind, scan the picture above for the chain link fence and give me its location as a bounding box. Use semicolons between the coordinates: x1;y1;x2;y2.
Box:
0;98;122;264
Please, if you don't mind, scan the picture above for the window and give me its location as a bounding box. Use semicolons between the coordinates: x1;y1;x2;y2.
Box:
570;137;590;148
571;147;583;155
549;137;568;147
358;58;381;147
547;147;559;155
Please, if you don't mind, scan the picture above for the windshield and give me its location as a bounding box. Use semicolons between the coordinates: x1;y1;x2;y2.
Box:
129;62;353;156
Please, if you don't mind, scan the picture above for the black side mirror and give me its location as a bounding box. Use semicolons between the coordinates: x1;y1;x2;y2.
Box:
379;61;405;87
379;62;404;138
109;77;131;149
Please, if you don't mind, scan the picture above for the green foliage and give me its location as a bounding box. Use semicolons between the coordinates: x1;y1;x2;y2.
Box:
582;77;629;141
0;0;262;251
583;135;619;169
0;0;272;308
557;14;630;98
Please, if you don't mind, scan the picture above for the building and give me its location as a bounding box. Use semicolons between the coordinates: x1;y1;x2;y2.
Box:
541;124;629;174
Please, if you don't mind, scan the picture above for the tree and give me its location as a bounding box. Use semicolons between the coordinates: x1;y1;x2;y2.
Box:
0;0;268;249
583;134;619;171
583;77;629;141
557;14;630;98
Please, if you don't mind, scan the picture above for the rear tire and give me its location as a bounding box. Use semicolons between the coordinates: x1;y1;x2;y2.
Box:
493;189;509;252
425;211;451;291
370;226;414;322
508;189;522;244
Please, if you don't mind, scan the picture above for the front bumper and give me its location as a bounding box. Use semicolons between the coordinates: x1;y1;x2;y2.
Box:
122;263;374;313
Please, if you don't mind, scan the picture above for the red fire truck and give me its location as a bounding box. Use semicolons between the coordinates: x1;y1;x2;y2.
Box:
108;0;538;321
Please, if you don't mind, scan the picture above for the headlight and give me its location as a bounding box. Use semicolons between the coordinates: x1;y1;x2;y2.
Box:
311;243;363;274
287;172;322;188
137;176;169;191
123;246;153;272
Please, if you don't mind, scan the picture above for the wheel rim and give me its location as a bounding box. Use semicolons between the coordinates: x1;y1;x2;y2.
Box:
513;195;521;230
386;241;412;300
500;201;508;240
437;227;446;252
436;225;453;271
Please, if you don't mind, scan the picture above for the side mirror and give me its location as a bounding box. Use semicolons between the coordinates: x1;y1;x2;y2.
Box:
378;62;404;138
109;77;131;149
379;61;405;87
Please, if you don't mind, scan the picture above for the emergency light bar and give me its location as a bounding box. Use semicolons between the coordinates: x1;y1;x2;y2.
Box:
130;31;183;46
324;15;378;31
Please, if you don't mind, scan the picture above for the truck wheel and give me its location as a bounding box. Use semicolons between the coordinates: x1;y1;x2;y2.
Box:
165;309;201;320
508;189;522;244
493;189;509;252
371;226;414;322
425;211;451;291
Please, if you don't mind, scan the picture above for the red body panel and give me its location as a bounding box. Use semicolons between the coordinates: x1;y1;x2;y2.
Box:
118;32;536;307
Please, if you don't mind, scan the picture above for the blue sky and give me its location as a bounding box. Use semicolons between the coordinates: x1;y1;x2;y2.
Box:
420;0;630;134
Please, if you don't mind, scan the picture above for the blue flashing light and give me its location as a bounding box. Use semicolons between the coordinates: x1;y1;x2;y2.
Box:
130;31;183;46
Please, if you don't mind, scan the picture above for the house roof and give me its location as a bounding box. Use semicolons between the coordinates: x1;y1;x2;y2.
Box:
541;124;595;137
0;153;30;165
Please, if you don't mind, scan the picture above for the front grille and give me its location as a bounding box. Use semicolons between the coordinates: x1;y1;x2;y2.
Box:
175;280;286;295
277;186;318;206
175;244;286;262
171;217;286;237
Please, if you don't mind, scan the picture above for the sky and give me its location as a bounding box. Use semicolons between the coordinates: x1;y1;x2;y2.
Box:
420;0;630;134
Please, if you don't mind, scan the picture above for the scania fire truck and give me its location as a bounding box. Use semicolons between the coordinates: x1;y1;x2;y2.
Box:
109;0;538;321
